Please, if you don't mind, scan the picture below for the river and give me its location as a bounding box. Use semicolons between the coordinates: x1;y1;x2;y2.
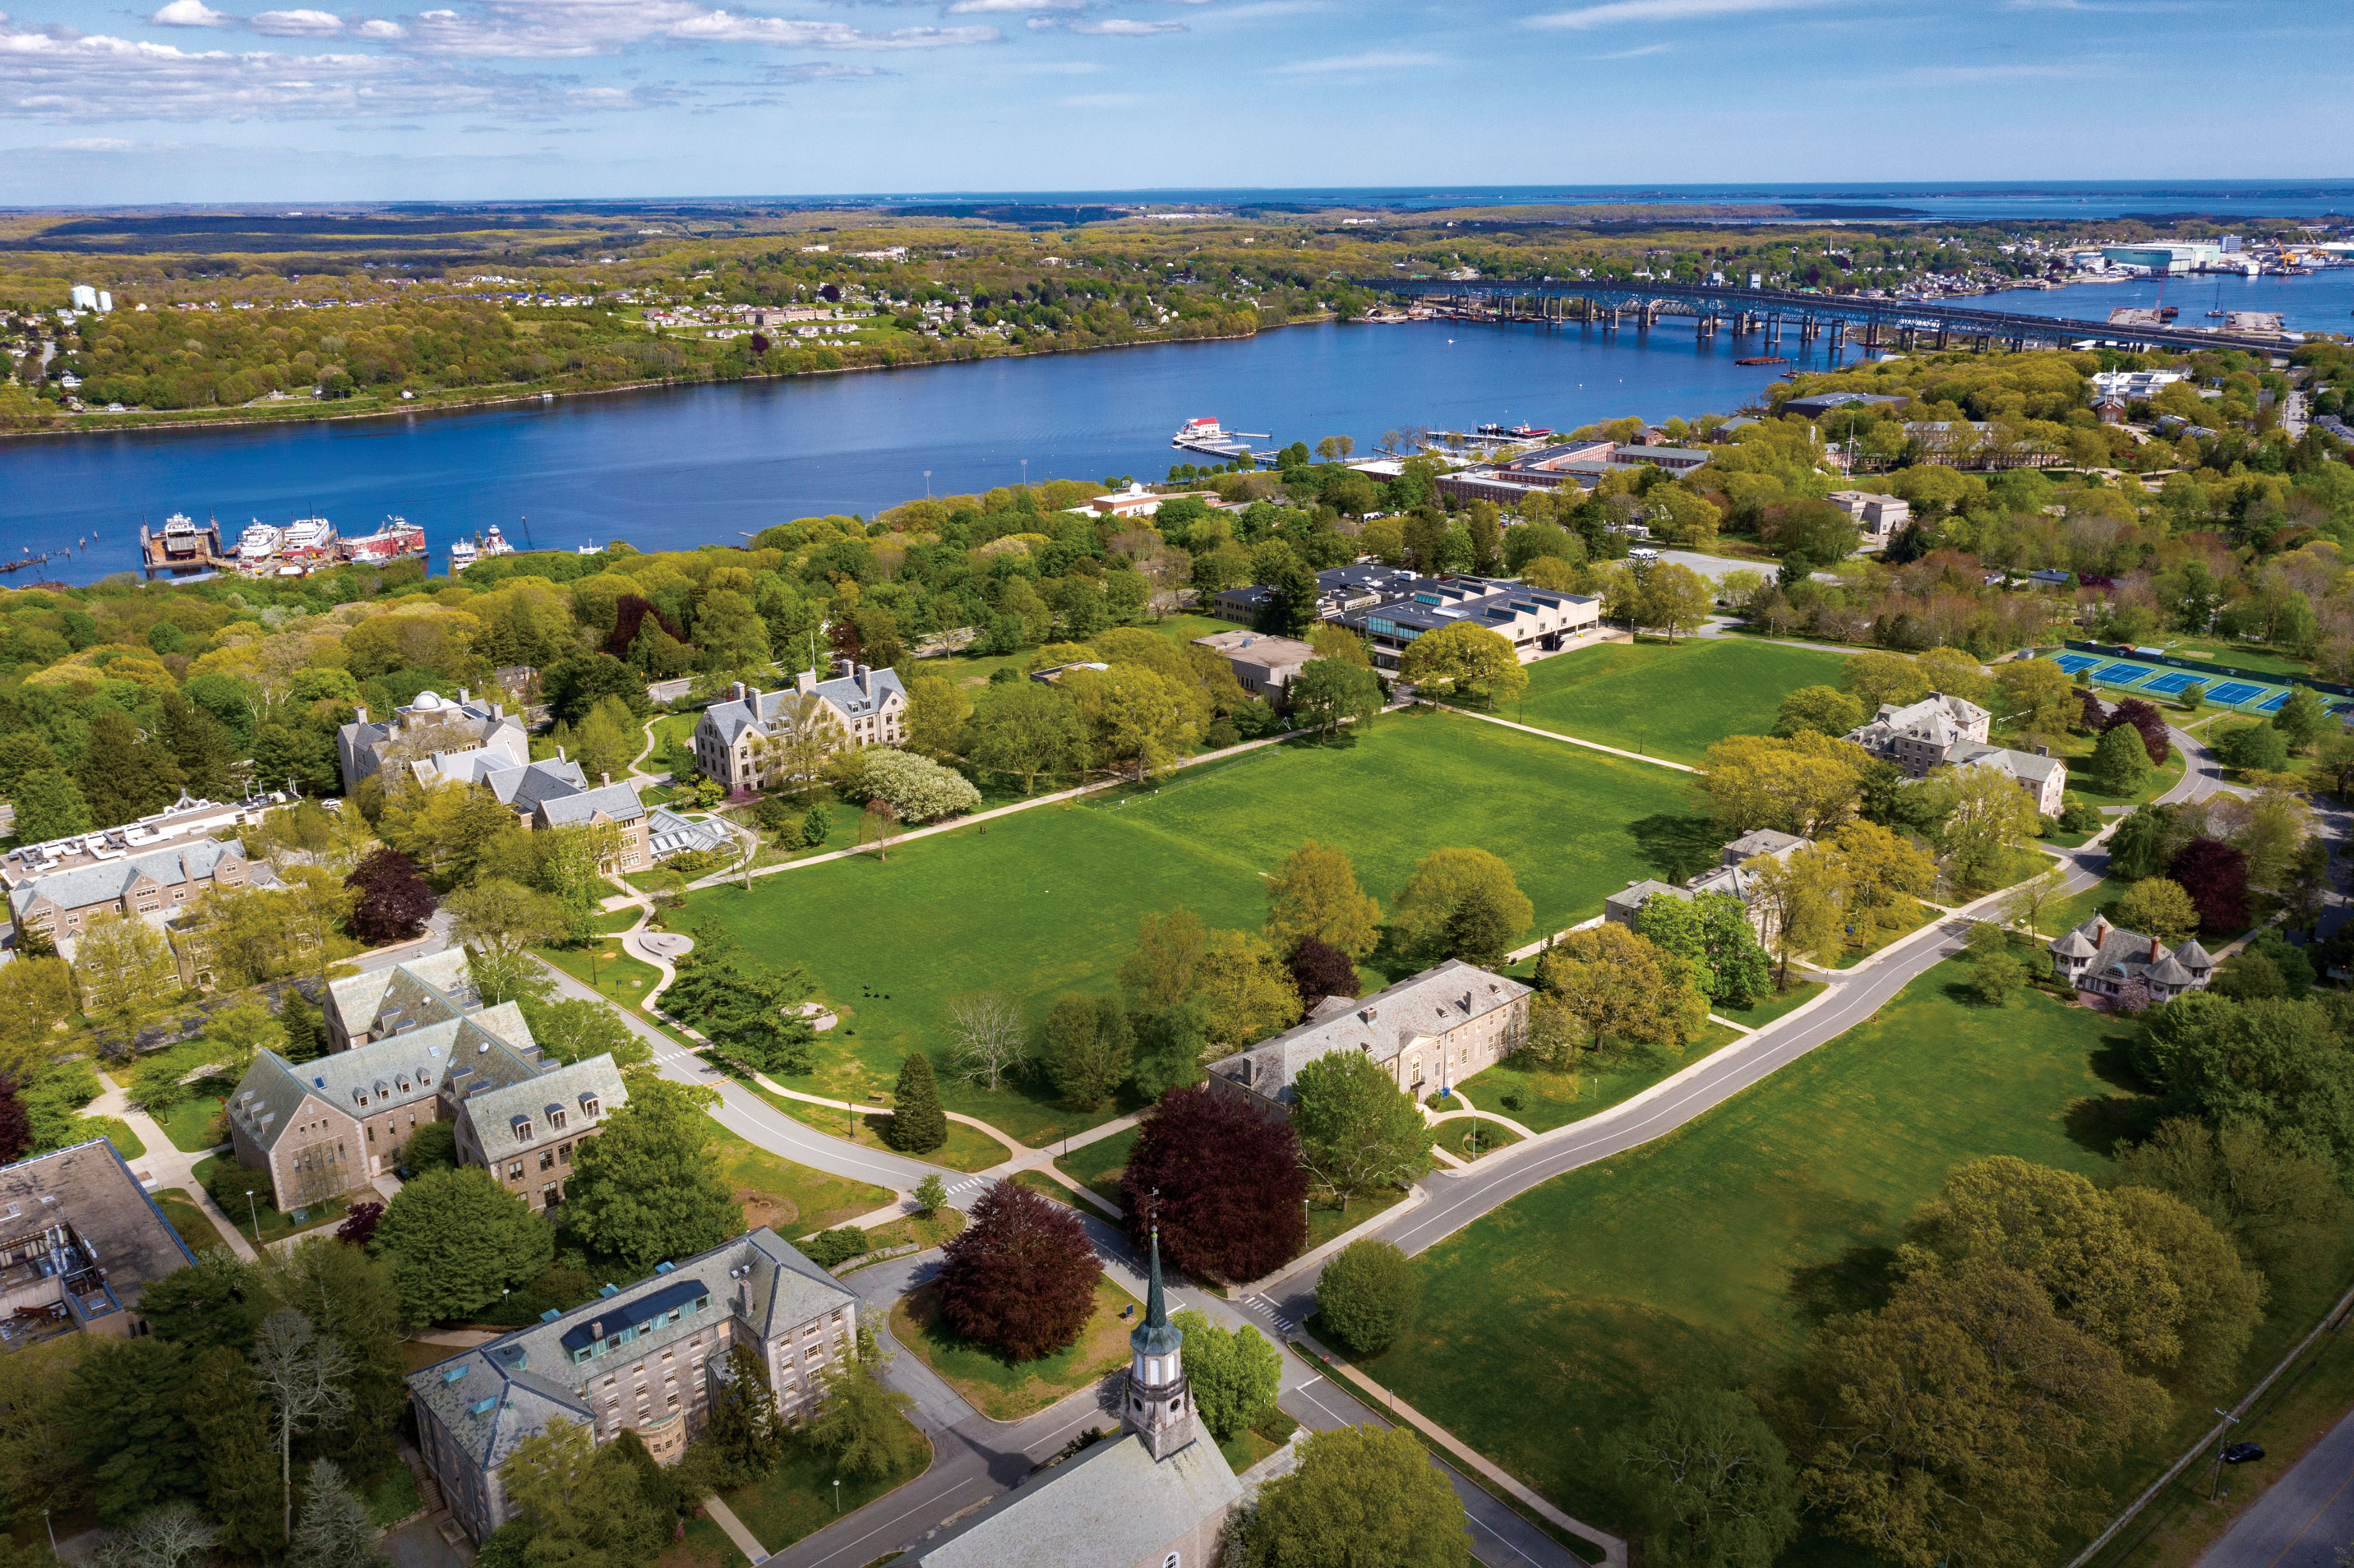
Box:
6;268;2349;588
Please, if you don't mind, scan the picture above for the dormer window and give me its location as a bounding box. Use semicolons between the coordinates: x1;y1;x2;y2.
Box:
550;1108;568;1131
580;1095;602;1118
514;1117;534;1142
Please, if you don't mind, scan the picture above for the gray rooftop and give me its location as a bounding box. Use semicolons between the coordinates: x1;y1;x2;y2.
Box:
910;1432;1240;1568
704;666;907;748
10;835;247;920
1208;959;1527;1108
0;1138;197;1313
460;1057;627;1159
536;782;646;829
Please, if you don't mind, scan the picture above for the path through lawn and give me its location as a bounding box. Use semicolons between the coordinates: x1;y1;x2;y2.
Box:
1502;638;1847;764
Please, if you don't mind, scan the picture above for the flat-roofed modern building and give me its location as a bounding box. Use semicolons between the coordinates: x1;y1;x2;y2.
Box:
408;1229;860;1542
1337;575;1603;672
0;1139;198;1349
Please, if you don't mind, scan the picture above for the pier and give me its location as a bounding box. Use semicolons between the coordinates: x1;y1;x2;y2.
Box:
139;516;232;579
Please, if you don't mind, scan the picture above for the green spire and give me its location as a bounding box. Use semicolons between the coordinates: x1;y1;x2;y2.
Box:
1132;1226;1181;1358
1145;1227;1167;1328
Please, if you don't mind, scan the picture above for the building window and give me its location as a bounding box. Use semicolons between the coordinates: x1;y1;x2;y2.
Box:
542;1183;561;1206
539;1151;556;1171
506;1161;525;1181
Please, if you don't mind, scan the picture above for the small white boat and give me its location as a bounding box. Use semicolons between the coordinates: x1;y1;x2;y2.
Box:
449;537;480;568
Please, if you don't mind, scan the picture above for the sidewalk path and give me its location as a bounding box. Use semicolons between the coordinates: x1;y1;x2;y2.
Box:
84;1082;254;1261
1439;704;1698;773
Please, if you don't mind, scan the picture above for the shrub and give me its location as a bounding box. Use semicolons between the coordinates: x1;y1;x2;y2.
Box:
799;1227;870;1268
1315;1238;1422;1355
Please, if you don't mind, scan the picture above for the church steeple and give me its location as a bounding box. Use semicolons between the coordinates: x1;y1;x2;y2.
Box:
1124;1228;1194;1460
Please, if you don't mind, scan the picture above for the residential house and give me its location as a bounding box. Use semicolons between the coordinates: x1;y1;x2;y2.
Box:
1844;693;2069;815
1191;630;1318;704
1604;828;1811;942
693;665;907;794
0;1140;198;1347
1338;576;1604;673
337;688;528;793
2049;915;2214;1003
1207;960;1530;1111
409;1229;860;1542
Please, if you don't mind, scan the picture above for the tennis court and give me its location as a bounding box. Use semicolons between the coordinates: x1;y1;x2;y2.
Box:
2138;671;2202;696
2093;661;2151;684
2051;650;2297;711
2052;653;2103;675
2254;691;2292;714
2206;681;2269;706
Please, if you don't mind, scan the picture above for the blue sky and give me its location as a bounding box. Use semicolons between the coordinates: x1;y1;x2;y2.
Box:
1;0;2347;204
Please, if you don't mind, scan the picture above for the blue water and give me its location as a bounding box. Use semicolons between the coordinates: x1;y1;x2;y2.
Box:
5;266;2348;588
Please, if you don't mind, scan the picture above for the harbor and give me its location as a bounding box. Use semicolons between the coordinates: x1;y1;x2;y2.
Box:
140;511;432;580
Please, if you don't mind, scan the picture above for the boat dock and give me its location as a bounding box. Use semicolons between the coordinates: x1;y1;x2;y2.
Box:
140;515;232;579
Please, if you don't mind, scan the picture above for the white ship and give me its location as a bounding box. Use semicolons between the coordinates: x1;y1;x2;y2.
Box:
279;515;336;556
1175;416;1225;441
480;523;515;558
449;536;480;569
236;520;281;561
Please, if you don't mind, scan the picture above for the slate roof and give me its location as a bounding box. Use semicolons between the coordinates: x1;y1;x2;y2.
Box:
1207;960;1526;1108
536;782;646;829
458;1057;627;1160
1847;692;1992;754
2050;916;2216;990
1950;740;2066;785
8;836;247;920
228;1000;536;1154
910;1432;1240;1568
406;1229;856;1477
703;667;907;746
325;948;477;1043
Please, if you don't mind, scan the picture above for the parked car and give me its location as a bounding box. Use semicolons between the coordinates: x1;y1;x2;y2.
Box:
2222;1442;2266;1464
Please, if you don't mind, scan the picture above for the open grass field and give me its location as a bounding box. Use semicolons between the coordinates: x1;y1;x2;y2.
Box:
1366;957;2134;1552
682;708;1697;1144
158;1092;227;1154
707;1121;890;1239
1500;639;1849;764
892;1275;1141;1421
1055;1127;1137;1211
711;1423;931;1559
77;1114;145;1160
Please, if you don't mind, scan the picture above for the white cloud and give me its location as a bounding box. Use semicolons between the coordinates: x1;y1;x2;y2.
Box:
1593;40;1669;54
399;2;998;57
1056;16;1183;32
250;7;347;34
1270;47;1440;71
1526;0;1836;28
149;0;232;24
946;0;1082;11
353;16;405;35
48;135;141;149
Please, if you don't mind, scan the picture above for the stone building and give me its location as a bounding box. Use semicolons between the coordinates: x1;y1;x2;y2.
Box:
2049;915;2215;1003
1207;959;1530;1112
337;688;529;792
1605;827;1812;942
5;834;255;949
908;1232;1241;1568
408;1229;860;1543
408;748;652;875
231;952;625;1211
1844;692;2069;816
694;664;907;794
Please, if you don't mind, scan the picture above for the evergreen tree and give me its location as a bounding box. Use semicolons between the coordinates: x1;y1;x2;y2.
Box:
1041;994;1134;1109
279;994;326;1064
802;800;830;849
185;1349;280;1561
884;1053;947;1153
2092;722;2150;795
288;1460;381;1568
8;768;92;844
0;1077;30;1166
701;1341;784;1482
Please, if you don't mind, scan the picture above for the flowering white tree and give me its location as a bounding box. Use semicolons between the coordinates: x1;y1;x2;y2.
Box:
859;749;981;823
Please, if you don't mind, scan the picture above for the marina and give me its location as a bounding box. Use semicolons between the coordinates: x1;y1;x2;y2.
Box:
140;510;429;579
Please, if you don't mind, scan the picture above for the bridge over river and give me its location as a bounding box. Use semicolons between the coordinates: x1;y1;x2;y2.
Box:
1361;276;2298;357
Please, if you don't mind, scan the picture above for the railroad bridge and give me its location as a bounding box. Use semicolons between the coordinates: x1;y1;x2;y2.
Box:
1358;277;2297;358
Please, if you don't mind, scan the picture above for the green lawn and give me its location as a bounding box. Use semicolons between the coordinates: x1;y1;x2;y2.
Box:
1452;1046;1684;1136
365;1465;422;1528
152;1188;232;1254
892;1276;1142;1420
917;613;1235;689
157;1094;227;1154
1438;1120;1525;1160
681;710;1696;1144
77;1114;145;1160
715;1425;930;1557
1055;1127;1137;1211
707;1121;891;1239
1713;979;1826;1030
1306;1184;1409;1252
1500;639;1849;764
192;1155;349;1244
745;1084;1011;1174
535;939;664;1010
1368;957;2138;1551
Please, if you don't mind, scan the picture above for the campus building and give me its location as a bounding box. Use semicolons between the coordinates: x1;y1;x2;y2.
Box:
337;689;529;793
1844;693;2068;816
408;1229;861;1543
1190;630;1318;704
413;749;652;874
0;1139;198;1349
2049;915;2215;1003
694;665;907;794
232;951;625;1211
1826;490;1913;545
1207;959;1530;1111
1336;576;1604;673
4;833;257;950
1605;828;1812;942
907;1233;1243;1568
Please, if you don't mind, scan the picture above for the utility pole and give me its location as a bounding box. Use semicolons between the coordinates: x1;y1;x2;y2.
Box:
2209;1408;2241;1501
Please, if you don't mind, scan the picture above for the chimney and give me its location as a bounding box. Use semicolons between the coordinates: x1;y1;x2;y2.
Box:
458;686;470;705
588;1320;602;1340
600;772;611;786
2149;935;2162;960
354;705;369;725
797;668;816;694
492;702;504;720
556;745;565;762
732;681;746;703
2093;917;2108;946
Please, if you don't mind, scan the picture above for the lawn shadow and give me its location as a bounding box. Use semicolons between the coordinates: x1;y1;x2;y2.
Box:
2065;1091;2161;1158
1626;812;1724;884
1786;1244;1900;1326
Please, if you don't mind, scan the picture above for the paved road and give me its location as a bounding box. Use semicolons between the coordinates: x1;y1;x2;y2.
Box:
2194;1404;2354;1568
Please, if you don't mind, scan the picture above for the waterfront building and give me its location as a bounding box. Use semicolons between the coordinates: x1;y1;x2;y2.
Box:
2100;243;2222;274
408;1229;859;1543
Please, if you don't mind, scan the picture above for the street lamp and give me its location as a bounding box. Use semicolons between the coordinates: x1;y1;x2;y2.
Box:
245;1188;261;1243
832;1479;841;1514
44;1507;55;1560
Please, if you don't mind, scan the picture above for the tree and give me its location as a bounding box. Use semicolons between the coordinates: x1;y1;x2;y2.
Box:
1996;657;2079;739
1698;733;1864;838
945;990;1027;1091
9;767;92;843
1390;847;1532;962
2115;1118;2351;1282
2001;864;2070;940
1774;685;1865;739
1064;663;1198;782
2169;837;2250;933
444;879;565;957
73;911;180;1037
1618;1388;1800;1568
1194;929;1303;1055
71;1336;201;1522
497;1419;665;1568
807;1324;921;1479
903;674;973;759
935;1179;1101;1362
1170;1308;1282;1441
1289;658;1382;741
2110;805;2175;880
1919;762;2041;892
1841;649;1931;709
519;995;648;1068
760;690;849;796
2274;686;2330;752
967;681;1083;793
343;849;434;946
885;1053;947;1153
2107;1183;2267;1390
251;1311;354;1544
1265;841;1382;961
858;748;981;823
1972;948;2026;1006
372;1169;554;1323
1293;1050;1430;1211
2092;721;2150;795
1314;1238;1421;1356
1397;620;1526;708
912;1173;949;1216
1121;1086;1308;1284
1442;883;1519;967
1539;922;1708;1049
2114;878;2199;945
1118;908;1207;1013
661;924;817;1077
89;1505;215;1568
565;1077;740;1275
1041;994;1134;1109
701;1341;784;1481
1249;1423;1474;1568
1634;892;1772;1009
184;1348;280;1561
287;1460;382;1568
1637;563;1715;643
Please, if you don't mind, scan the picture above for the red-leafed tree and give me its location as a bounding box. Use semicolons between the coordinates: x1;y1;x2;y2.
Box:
602;594;685;662
2079;689;2109;733
0;1077;30;1166
336;1201;385;1246
2105;698;2172;765
2169;837;2250;934
344;848;436;945
1285;936;1360;1005
1122;1086;1309;1285
936;1179;1101;1362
